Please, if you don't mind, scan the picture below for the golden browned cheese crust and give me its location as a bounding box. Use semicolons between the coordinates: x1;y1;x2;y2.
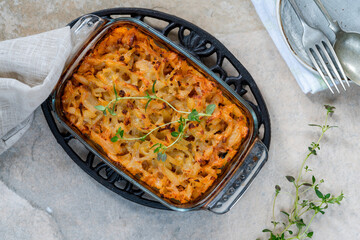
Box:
61;25;249;203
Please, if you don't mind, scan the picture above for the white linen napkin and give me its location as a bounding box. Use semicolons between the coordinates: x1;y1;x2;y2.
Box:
251;0;328;94
0;27;72;155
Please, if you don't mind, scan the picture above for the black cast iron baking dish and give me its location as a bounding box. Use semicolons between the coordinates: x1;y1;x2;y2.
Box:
47;12;269;214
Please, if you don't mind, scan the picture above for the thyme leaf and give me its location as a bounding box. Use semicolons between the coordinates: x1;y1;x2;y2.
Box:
206;104;216;115
188;109;200;122
94;105;106;111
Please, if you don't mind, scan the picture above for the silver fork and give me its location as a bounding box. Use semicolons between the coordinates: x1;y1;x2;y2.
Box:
288;0;349;94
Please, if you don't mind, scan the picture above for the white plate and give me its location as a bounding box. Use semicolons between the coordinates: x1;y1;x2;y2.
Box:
277;0;360;74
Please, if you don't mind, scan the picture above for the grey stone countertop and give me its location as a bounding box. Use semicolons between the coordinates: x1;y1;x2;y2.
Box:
1;1;359;239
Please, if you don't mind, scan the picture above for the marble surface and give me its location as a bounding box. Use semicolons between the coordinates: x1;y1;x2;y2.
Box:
1;0;360;239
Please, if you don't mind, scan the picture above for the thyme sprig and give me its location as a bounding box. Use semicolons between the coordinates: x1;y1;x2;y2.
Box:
95;81;214;117
260;105;344;240
95;81;216;161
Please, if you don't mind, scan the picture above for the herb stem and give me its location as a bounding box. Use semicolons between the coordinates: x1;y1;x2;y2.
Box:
282;191;296;201
297;207;310;218
298;211;317;239
154;97;189;114
279;222;294;236
294;111;330;217
120;120;179;141
153;96;211;117
272;193;278;231
296;211;322;240
166;121;188;149
300;186;313;195
296;111;329;185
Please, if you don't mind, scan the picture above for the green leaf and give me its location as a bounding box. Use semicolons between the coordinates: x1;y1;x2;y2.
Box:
108;108;116;116
152;80;157;93
288;230;293;235
300;200;309;207
119;130;124;138
271;221;279;226
150;143;160;149
295;219;306;230
307;232;314;238
206;104;216;115
171;131;179;137
178;123;184;133
308;123;322;128
116;127;122;135
286;176;295;182
325;193;331;199
262;229;272;233
315;189;324;199
324;105;335;113
303;183;312;187
145;99;152;112
113;84;118;99
330;193;344;205
312;176;316;184
111;136;119;142
336;193;344;202
95;105;106;111
161;153;167;162
188;109;200;122
280;211;289;216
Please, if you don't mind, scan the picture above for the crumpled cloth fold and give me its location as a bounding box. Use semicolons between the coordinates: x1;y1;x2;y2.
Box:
0;27;72;155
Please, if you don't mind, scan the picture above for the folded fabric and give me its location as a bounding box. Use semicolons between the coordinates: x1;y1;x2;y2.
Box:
251;0;328;94
0;27;72;155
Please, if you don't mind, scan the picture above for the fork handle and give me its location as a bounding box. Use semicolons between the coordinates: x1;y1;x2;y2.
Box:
313;0;341;34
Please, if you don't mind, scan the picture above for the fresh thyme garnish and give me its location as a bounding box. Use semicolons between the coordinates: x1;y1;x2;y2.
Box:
95;82;216;161
110;126;124;142
260;105;343;240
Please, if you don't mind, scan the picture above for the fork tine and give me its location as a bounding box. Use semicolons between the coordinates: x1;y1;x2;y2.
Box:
306;48;335;94
319;40;346;90
322;38;350;87
312;46;340;93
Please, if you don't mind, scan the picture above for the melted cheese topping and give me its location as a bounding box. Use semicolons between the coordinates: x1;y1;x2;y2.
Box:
61;25;249;203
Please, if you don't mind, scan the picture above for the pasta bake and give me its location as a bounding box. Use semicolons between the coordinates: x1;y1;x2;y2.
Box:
61;25;249;203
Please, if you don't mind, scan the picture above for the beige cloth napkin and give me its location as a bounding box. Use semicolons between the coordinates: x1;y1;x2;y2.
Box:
0;27;72;155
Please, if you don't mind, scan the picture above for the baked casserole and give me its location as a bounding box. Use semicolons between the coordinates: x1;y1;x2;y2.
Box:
61;25;250;204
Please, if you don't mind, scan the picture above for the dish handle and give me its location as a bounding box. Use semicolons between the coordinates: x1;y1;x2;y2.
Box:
207;138;268;214
68;14;107;60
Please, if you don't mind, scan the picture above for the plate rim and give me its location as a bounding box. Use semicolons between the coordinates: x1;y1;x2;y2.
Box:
276;0;318;74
